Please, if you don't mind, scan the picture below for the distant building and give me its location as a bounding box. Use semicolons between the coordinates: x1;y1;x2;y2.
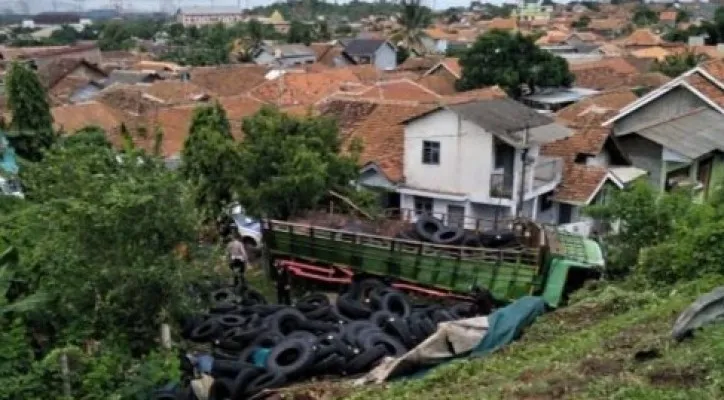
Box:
252;43;317;67
176;7;244;27
249;10;291;34
342;39;397;71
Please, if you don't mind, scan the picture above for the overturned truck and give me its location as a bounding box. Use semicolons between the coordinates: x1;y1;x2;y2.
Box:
262;211;605;307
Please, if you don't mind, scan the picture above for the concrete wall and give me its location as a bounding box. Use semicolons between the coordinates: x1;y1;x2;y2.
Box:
373;43;397;71
618;134;663;190
404;109;494;200
614;87;708;135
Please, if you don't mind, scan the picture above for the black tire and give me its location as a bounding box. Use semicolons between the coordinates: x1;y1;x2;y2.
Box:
208;377;234;400
361;332;407;357
461;232;482;248
432;309;455;324
383;317;415;349
370;310;395;328
211;288;235;303
243;371;286;397
218;314;247;329
249;330;286;349
432;227;465;245
153;390;177;400
407;316;426;345
342;321;379;344
309;353;345;375
243;289;267;305
210;360;253;378
449;303;474;319
181;314;207;340
268;308;306;335
287;330;318;345
190;319;222;342
350;278;387;303
226;325;266;344
317;332;356;359
249;304;286;317
297;319;339;334
265;338;315;378
215;337;243;351
415;215;444;242
344;344;387;374
212;347;242;361
210;302;238;315
337;294;372;319
479;230;516;248
417;316;436;338
303;304;333;320
380;292;411;318
232;365;265;399
296;293;330;312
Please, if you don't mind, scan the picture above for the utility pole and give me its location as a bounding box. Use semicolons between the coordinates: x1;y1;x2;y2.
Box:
516;125;530;219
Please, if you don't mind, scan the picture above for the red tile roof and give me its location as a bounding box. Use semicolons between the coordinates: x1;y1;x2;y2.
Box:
189;64;268;97
250;69;361;107
621;29;663;47
52;101;127;134
553;163;609;204
556;89;638;124
143;80;212;104
354;79;441;103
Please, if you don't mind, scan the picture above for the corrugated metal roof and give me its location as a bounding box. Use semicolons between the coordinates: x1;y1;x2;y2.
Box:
343;39;388;56
447;98;572;146
636;109;724;159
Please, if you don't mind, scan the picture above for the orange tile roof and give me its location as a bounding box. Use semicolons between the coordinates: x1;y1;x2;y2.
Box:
659;11;677;22
569;57;638;75
535;31;568;45
52;101;126;134
553;163;609;204
318;99;379;139
354;79;441;103
684;72;724;108
630;46;672;61
440;57;461;78
556;88;638;124
250;69;362;107
486;17;518;31
345;103;435;182
398;56;444;72
622;72;671;88
189;64;268;97
570;58;639;90
690;45;724;60
701;58;724;81
441;86;508;105
146;95;265;157
588;18;627;31
417;73;457;95
621;29;663;47
143;80;212;104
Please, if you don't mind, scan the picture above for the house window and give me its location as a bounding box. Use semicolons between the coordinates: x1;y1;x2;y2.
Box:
413;196;433;216
539;192;553;212
422;141;440;165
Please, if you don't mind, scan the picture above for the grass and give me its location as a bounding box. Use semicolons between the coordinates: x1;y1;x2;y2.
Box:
280;276;724;400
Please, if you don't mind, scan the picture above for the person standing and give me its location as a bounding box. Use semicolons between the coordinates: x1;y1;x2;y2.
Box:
226;234;248;288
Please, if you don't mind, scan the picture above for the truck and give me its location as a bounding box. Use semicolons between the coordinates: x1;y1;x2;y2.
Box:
262;212;605;307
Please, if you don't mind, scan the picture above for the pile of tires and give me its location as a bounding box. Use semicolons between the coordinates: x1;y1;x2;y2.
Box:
160;280;482;399
397;215;516;248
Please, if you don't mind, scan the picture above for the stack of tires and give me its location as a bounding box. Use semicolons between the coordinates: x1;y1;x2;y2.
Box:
398;216;517;248
163;280;481;399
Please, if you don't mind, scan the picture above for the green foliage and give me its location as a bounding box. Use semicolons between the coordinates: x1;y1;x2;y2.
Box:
652;51;708;78
586;181;694;278
633;6;659;27
98;20;134;51
181;103;241;219
676;10;690;24
390;0;433;54
571;15;591;29
457;30;574;98
5;61;54;162
287;20;315;45
238;106;360;219
62;126;112;149
396;46;411;65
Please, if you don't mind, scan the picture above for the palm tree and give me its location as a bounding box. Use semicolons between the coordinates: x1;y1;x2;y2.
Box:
391;0;432;55
0;245;48;314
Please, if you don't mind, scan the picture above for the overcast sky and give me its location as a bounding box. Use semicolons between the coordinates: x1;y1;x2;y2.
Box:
23;0;512;14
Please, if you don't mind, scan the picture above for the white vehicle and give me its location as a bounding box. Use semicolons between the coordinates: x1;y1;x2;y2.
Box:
228;204;263;251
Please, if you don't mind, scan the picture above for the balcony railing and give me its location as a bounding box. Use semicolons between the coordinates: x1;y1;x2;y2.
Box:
490;157;563;199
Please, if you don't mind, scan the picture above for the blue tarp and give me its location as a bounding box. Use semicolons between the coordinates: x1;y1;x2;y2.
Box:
0;133;19;175
471;296;546;357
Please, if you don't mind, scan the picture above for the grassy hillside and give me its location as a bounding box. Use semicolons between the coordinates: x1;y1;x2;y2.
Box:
283;277;724;400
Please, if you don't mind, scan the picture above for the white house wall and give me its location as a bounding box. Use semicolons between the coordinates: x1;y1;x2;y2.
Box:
404;109;495;201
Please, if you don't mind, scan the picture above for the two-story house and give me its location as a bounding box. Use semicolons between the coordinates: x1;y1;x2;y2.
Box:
398;98;572;229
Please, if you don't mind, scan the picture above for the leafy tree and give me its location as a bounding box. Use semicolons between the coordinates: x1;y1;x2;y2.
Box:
238;106;360;219
676;10;690;24
248;19;264;45
98;20;133;51
652;51;708;78
181;103;240;218
335;23;353;35
48;24;80;44
457;30;574;98
391;0;433;54
166;22;185;39
633;6;659;27
4;62;54;161
287;20;314;45
571;15;591;29
397;45;411;65
317;20;331;41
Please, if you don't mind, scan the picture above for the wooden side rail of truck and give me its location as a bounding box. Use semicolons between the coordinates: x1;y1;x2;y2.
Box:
262;219;605;307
